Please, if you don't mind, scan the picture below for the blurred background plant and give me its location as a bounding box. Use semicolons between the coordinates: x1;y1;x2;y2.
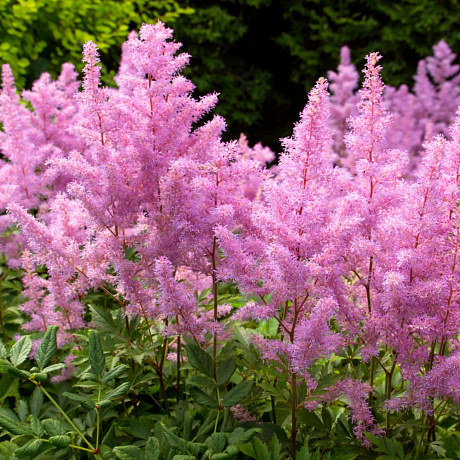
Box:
2;0;460;149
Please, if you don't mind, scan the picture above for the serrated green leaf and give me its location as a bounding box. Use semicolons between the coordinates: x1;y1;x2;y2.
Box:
211;433;227;453
89;330;105;380
120;418;154;440
0;374;19;403
15;438;44;458
5;365;30;379
222;381;253;407
0;412;32;435
230;427;262;445
30;386;43;417
42;418;66;436
210;454;232;460
32;372;48;382
315;373;341;392
297;408;326;430
31;415;44;437
0;339;7;358
226;445;239;456
161;423;188;453
90;304;120;335
234;327;251;349
102;423;116;448
186;375;215;390
254;437;269;460
183;411;193;441
189;387;219;408
172;456;195;460
145;437;160;460
186;440;207;456
50;435;71;448
16;399;28;422
113;445;146;460
106;382;129;400
63;391;96;411
10;336;32;366
185;344;213;378
41;363;66;374
102;364;128;384
269;434;283;460
217;357;235;386
36;325;58;371
98;399;112;409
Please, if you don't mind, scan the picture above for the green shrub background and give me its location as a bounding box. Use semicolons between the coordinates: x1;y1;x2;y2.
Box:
1;0;460;148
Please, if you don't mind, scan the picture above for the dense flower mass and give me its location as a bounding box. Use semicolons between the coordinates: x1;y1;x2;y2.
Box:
2;21;460;451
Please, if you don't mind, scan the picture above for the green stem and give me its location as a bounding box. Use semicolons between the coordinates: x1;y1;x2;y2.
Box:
386;357;397;431
211;237;219;381
291;372;297;460
214;387;221;434
68;444;94;453
176;332;181;403
414;416;426;460
368;356;375;407
158;331;171;416
33;381;103;459
0;268;9;342
96;386;101;451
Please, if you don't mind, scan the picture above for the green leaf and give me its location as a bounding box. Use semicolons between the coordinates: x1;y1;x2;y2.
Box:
30;386;43;417
234;327;252;349
297;408;326;430
268;434;284;460
89;330;105;380
172;456;195;460
183;411;193;441
315;373;341;392
102;364;129;384
42;418;66;436
113;445;146;460
90;304;120;335
106;382;129;400
31;415;44;437
222;381;253;407
119;418;154;439
102;423;116;448
211;433;227;453
0;339;7;358
210;454;232;460
15;438;44;458
189;387;219;408
145;437;160;460
36;325;58;371
0;374;19;402
229;427;262;445
10;335;32;366
63;391;96;411
185;344;213;378
217;357;235;386
41;363;66;374
297;445;311;460
16;399;29;422
49;435;71;448
254;437;269;460
0;412;32;435
226;445;239;456
161;423;188;453
186;375;216;390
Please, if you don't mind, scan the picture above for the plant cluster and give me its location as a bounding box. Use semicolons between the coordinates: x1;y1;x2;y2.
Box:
0;20;460;460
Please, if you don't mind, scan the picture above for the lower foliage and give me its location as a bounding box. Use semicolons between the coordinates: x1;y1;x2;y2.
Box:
0;286;457;460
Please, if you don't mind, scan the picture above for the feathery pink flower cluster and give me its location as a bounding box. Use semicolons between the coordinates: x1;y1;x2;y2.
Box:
2;21;460;444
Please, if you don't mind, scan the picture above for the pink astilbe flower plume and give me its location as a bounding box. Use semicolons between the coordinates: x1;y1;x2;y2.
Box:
218;77;340;379
328;46;359;161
